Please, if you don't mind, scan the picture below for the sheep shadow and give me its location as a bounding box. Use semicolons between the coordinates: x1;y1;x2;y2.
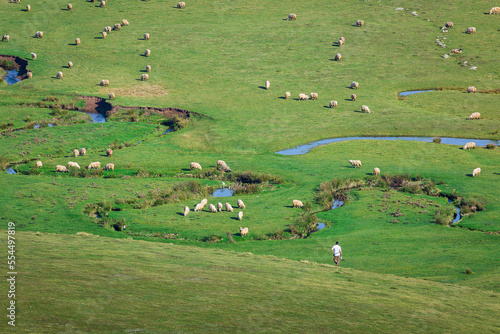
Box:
140;69;148;73
68;43;78;46
21;8;29;12
181;168;191;172
94;36;105;39
137;38;147;40
62;65;71;69
61;8;70;11
95;5;102;8
344;98;352;101
354;109;367;113
230;217;241;221
332;42;342;47
139;54;149;57
283;205;294;208
467;173;474;177
323;105;333;108
51;76;60;79
278;96;287;100
257;86;267;90
176;212;185;216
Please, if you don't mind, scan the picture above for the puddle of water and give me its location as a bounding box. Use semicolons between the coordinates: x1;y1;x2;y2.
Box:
212;188;234;197
6;167;17;175
276;137;500;155
317;223;326;230
399;90;434;97
3;70;20;85
331;200;344;210
86;112;106;123
34;123;54;129
163;128;173;135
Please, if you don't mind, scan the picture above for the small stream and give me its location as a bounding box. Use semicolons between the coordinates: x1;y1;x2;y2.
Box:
448;199;461;225
316;200;344;231
399;90;434;97
6;167;17;175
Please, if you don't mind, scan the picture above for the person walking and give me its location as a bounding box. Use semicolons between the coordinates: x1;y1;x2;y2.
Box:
331;241;342;267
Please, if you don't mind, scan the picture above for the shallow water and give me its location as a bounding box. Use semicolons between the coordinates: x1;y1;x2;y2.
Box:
448;198;462;225
399;90;434;97
6;167;17;175
212;188;234;197
331;200;344;210
3;70;20;85
317;223;326;230
163;128;173;135
34;123;54;129
86;112;106;123
276;137;500;155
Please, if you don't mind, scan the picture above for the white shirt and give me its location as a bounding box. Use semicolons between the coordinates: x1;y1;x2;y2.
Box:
332;244;342;256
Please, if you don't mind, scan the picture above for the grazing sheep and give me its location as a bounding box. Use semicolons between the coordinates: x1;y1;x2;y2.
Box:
56;165;68;173
108;93;115;100
237;211;243;221
67;3;72;10
265;80;270;90
36;161;42;168
350;81;359;89
351;94;356;101
339;36;345;43
220;163;232;172
361;105;370;113
329;100;338;108
466;27;476;34
100;79;109;86
285;92;291;99
217;202;223;212
467;86;477;93
445;21;453;28
472;167;481;177
373;167;380;175
209;204;217;213
75;38;80;45
121;19;130;26
298;93;309;101
217;160;226;167
310;92;318;100
104;26;112;33
292;200;304;208
68;61;73;68
31;52;37;60
27;71;33;79
79;148;86;156
287;13;297;21
184;206;190;216
145;49;151;57
104;163;114;171
355;20;364;27
335;53;342;61
102;31;107;39
237;199;246;209
338;39;344;46
468;112;481;120
489;6;500;14
190;162;202;170
225;203;234;212
194;203;203;212
144;33;150;40
68;161;80;169
106;149;113;157
146;65;151;72
349;160;362;167
113;24;121;31
201;198;208;206
73;149;79;157
35;31;43;38
100;1;105;8
463;142;476;150
87;162;101;169
239;227;249;236
2;35;9;42
27;4;30;11
177;2;185;8
451;48;462;54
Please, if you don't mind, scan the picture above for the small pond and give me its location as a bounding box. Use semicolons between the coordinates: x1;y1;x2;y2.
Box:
3;70;20;85
86;112;106;123
6;167;17;175
276;137;500;156
212;188;234;197
399;90;434;97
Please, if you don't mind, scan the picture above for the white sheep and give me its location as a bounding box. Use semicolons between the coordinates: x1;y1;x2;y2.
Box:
201;199;208;206
2;35;9;42
468;112;480;120
237;211;243;220
338;39;343;47
184;206;190;216
225;203;234;212
31;52;37;60
445;21;454;28
100;79;109;86
79;148;86;156
113;24;121;31
75;38;80;45
329;100;338;108
466;27;476;34
489;6;500;14
122;19;130;26
36;161;42;168
335;53;342;61
26;4;31;11
355;20;364;27
361;105;370;113
285;92;291;99
67;3;72;10
349;160;362;167
350;81;358;89
194;203;203;212
177;2;185;8
237;199;246;209
35;31;43;38
339;37;345;44
102;31;107;39
27;71;33;79
298;93;309;101
463;142;476;150
87;162;101;169
100;1;105;8
467;86;477;93
310;92;318;100
351;94;356;101
287;13;297;21
108;93;115;100
56;71;63;79
217;160;226;167
106;148;113;157
68;61;73;68
373;167;380;175
104;26;112;33
56;165;68;173
190;162;202;170
217;202;223;212
144;33;150;40
73;149;79;157
141;73;149;81
265;80;270;90
68;161;80;169
104;163;114;171
146;65;151;72
209;204;217;213
472;167;481;177
292;200;303;208
239;227;249;236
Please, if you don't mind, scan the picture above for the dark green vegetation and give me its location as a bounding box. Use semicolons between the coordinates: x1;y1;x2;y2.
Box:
1;0;499;331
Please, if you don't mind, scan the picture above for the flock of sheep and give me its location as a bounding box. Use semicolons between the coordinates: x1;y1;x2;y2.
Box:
39;147;115;173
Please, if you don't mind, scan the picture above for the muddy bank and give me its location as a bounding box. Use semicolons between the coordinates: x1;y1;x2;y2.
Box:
0;54;29;80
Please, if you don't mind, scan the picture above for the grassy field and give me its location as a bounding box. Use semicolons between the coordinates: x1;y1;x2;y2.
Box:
0;0;499;331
